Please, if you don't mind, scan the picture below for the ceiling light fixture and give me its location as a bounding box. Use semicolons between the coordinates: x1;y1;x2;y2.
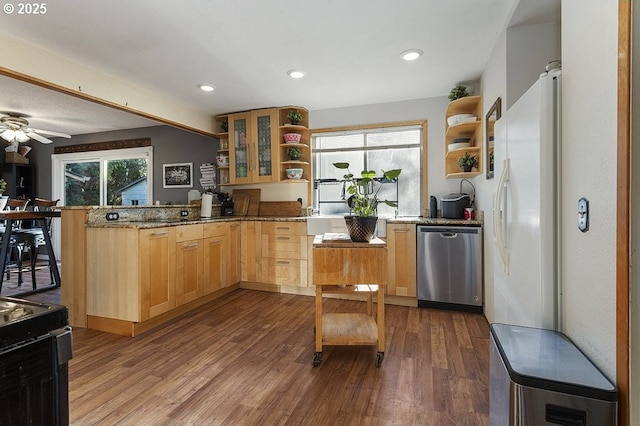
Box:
0;129;30;143
198;84;215;92
287;69;307;79
400;49;423;61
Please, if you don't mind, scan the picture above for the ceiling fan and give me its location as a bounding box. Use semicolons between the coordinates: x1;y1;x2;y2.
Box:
0;112;71;145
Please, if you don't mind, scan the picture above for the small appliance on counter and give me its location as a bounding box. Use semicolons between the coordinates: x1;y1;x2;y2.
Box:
440;193;471;219
429;196;438;218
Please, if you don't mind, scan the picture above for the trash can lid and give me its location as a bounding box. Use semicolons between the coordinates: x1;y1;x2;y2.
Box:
441;193;470;202
490;323;618;401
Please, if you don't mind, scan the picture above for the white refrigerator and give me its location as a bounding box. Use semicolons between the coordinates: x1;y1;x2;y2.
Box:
492;69;562;330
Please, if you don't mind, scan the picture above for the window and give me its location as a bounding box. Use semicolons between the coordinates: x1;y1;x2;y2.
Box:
52;147;153;206
312;121;425;217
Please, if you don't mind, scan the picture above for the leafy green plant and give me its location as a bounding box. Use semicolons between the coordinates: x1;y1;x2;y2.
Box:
219;119;228;133
333;162;401;217
287;109;303;125
458;152;478;170
286;146;301;160
0;179;6;195
448;84;470;101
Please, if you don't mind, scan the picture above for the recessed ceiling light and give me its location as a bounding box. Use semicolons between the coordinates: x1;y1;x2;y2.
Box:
400;49;423;61
287;69;307;79
198;84;215;92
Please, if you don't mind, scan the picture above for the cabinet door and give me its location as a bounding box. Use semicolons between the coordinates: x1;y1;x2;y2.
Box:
229;112;251;184
203;235;225;294
175;239;204;305
241;221;261;282
227;222;241;286
253;108;278;183
386;224;417;297
229;109;278;184
139;228;176;320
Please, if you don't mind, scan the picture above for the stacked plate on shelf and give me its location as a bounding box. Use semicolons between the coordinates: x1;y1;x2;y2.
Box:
448;137;471;151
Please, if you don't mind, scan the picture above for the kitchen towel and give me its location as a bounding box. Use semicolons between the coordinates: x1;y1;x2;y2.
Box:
200;193;213;218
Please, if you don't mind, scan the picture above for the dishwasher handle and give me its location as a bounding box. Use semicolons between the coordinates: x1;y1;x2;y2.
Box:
439;232;458;239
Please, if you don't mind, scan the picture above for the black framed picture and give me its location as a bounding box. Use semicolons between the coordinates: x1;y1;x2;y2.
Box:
163;162;193;188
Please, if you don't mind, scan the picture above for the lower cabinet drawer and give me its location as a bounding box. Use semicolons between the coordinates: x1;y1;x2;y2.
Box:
261;234;307;259
261;258;308;287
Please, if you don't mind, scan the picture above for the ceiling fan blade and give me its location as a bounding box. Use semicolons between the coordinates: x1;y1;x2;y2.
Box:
26;132;53;144
28;128;71;138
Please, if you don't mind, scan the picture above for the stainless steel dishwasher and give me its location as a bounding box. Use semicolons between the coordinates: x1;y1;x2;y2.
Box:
417;225;483;313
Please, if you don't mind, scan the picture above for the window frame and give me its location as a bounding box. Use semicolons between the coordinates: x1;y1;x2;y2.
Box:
311;120;427;217
50;146;153;256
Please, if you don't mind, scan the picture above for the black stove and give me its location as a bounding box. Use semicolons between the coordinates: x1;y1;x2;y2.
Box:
0;297;72;425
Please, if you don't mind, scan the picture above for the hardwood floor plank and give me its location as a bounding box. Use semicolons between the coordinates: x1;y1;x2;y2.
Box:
24;288;490;425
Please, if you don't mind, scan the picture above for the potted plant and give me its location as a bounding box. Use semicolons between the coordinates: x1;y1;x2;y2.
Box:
287;109;303;126
219;119;228;133
333;162;401;242
458;152;478;172
286;146;301;161
448;84;470;101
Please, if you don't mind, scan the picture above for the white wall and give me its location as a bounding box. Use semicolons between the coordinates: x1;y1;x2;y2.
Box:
506;21;561;109
561;0;618;379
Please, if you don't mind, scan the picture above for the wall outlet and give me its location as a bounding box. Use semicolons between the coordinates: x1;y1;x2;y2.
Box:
105;212;119;221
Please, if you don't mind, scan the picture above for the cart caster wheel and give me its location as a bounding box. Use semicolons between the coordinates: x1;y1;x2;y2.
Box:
375;352;384;367
313;352;322;367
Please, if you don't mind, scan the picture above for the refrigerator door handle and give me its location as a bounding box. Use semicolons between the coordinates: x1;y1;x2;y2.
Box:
494;158;510;274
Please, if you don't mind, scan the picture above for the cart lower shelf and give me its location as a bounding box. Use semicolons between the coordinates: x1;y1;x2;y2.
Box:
321;313;378;345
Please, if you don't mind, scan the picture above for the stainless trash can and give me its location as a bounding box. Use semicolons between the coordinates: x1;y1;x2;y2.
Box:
490;323;617;426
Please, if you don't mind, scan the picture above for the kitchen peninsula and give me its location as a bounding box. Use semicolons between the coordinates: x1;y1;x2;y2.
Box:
61;205;482;336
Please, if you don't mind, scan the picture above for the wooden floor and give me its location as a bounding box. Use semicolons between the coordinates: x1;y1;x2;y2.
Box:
25;288;491;426
0;258;58;298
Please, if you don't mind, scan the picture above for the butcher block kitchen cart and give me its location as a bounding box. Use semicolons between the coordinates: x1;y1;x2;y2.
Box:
312;234;387;367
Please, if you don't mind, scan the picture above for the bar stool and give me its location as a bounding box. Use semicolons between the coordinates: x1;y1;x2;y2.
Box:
1;198;30;287
13;198;59;289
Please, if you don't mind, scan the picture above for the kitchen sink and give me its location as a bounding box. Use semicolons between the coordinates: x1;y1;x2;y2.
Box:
306;215;386;237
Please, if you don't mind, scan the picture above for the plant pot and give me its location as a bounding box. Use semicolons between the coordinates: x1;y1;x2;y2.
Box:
289;156;300;161
0;196;8;211
344;215;378;242
462;165;473;172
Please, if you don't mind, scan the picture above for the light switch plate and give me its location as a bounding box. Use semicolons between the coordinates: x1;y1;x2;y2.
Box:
578;197;589;232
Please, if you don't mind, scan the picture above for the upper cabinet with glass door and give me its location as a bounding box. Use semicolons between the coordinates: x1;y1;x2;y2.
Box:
227;108;278;184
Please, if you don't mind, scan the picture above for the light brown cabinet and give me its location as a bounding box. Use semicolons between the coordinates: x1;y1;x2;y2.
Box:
203;222;240;292
228;108;279;184
175;224;204;305
139;227;176;320
386;223;417;297
86;222;239;335
260;221;308;287
445;96;483;178
227;222;241;285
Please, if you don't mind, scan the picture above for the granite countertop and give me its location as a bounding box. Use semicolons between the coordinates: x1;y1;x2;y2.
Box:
387;216;483;226
79;204;483;228
86;216;308;228
87;216;481;229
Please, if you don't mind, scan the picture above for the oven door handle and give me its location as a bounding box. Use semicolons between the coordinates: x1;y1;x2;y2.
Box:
51;326;73;365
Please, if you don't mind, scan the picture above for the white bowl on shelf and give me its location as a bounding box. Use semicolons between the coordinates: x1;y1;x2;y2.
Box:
447;114;476;126
286;168;303;179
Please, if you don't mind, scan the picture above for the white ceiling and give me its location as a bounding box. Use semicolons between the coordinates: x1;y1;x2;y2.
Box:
0;0;559;138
